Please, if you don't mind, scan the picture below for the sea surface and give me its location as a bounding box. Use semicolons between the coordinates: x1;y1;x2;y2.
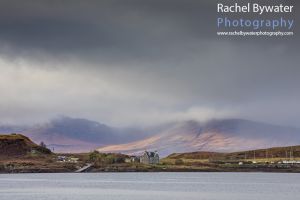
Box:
0;172;300;200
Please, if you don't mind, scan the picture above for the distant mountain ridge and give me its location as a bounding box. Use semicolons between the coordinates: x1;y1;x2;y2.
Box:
97;119;300;157
1;117;300;155
0;116;154;152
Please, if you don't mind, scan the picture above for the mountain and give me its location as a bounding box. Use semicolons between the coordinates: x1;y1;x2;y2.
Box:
0;116;164;153
0;117;150;153
97;119;300;157
2;117;300;155
23;117;119;152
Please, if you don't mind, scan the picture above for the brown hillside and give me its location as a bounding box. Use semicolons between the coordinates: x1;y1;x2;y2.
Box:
225;145;300;160
166;145;300;161
0;134;51;157
168;151;224;159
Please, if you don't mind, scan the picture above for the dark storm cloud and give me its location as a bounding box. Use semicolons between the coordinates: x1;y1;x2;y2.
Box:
0;0;298;64
0;0;221;63
0;0;299;127
0;0;298;57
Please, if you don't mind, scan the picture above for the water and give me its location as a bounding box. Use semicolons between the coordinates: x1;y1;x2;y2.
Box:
0;172;300;200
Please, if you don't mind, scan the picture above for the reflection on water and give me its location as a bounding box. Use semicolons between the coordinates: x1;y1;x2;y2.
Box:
0;172;300;200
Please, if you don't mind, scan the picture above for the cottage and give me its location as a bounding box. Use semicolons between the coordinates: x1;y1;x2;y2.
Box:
125;156;140;163
140;151;159;164
57;155;79;163
69;157;79;163
57;156;67;162
282;160;300;164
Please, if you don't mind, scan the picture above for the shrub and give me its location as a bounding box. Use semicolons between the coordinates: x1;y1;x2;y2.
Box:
174;159;184;165
33;145;52;154
89;151;100;162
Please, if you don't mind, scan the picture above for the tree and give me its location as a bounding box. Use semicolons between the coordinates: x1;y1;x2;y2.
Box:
40;141;46;148
34;141;52;154
89;151;100;162
104;155;115;164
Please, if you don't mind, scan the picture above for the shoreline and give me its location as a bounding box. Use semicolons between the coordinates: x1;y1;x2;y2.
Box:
1;166;300;174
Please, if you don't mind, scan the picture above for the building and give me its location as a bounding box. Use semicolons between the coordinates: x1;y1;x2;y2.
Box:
125;156;140;163
69;157;79;163
57;155;67;162
282;160;300;164
140;151;159;164
57;155;79;163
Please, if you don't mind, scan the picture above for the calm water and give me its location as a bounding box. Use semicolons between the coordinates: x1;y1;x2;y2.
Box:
0;172;300;200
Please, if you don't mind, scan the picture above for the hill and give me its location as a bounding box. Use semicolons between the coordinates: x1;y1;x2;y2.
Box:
166;145;300;161
167;152;224;160
0;134;51;157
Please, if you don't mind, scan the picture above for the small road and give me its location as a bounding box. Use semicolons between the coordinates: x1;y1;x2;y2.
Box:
75;163;93;173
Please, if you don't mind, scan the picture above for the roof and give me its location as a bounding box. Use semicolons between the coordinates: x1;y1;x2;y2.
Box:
144;151;159;158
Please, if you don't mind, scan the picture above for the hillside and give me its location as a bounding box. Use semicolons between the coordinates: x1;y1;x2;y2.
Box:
167;152;225;160
98;119;300;157
166;145;300;161
0;134;51;157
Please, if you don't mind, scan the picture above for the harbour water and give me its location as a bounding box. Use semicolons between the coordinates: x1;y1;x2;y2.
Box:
0;172;300;200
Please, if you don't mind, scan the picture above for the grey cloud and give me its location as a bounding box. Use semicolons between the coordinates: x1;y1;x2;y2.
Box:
0;0;298;61
0;0;299;128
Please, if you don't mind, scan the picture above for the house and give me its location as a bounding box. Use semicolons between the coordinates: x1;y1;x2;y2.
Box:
57;155;79;163
31;149;37;154
57;156;67;162
125;156;140;163
282;160;300;164
140;151;159;164
69;157;79;163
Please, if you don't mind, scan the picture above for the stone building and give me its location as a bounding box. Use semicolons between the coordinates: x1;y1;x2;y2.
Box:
140;151;159;164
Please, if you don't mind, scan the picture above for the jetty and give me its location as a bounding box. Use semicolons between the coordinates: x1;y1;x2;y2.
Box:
75;163;93;173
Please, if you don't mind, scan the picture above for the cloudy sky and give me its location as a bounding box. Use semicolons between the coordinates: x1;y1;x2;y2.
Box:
0;0;299;127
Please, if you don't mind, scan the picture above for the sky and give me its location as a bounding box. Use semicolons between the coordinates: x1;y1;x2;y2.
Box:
0;0;299;127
